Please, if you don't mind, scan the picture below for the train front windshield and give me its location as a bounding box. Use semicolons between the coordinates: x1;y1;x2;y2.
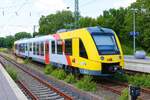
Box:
92;33;120;55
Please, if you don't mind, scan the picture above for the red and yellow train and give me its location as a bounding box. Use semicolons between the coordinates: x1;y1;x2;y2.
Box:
14;26;124;76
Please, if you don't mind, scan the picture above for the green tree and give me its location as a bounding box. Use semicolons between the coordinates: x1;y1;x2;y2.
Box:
78;17;97;27
39;10;74;35
0;37;5;47
15;32;31;40
4;35;15;48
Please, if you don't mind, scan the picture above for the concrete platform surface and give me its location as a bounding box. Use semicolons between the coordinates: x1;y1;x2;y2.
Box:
124;55;150;73
0;64;27;100
125;55;150;64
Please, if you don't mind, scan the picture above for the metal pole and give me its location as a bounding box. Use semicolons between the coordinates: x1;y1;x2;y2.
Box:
33;25;36;37
74;0;79;29
133;10;136;54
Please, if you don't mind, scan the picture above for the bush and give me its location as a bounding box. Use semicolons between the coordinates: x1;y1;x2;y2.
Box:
75;75;96;92
51;69;67;80
64;74;76;84
6;67;18;81
128;74;150;88
113;73;128;82
119;88;129;100
24;58;30;64
114;72;150;88
44;64;54;74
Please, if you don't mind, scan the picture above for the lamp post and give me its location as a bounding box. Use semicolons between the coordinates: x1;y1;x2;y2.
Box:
131;8;138;54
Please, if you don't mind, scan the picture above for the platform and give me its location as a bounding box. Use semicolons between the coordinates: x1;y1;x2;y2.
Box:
124;55;150;73
0;64;27;100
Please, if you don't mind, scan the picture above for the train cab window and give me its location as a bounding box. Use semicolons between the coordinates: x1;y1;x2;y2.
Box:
29;43;32;51
57;40;63;54
65;39;72;55
52;41;55;54
79;39;88;59
40;42;44;56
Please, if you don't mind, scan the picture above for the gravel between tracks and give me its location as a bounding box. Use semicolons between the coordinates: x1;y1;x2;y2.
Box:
1;52;121;100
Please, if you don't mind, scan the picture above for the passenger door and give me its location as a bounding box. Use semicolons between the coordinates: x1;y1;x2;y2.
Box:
45;41;50;64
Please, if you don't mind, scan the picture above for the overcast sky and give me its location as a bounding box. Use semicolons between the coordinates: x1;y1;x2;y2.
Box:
0;0;136;37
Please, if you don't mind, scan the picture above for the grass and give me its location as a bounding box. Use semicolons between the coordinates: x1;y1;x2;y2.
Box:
43;66;96;92
51;69;67;80
64;74;77;84
44;64;54;74
128;74;150;87
75;75;96;92
113;73;128;82
114;73;150;88
0;48;7;52
6;67;18;81
119;88;129;100
24;58;30;64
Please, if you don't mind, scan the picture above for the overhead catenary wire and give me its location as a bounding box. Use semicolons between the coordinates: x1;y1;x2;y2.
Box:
80;0;99;8
1;0;30;34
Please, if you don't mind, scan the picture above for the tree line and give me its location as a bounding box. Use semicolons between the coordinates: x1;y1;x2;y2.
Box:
0;32;31;48
0;0;150;54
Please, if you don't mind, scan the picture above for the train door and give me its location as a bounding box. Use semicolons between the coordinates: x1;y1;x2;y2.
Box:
77;39;88;69
45;41;50;64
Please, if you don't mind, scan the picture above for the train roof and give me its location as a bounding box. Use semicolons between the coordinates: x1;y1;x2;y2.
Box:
87;26;114;34
14;35;53;44
14;26;115;44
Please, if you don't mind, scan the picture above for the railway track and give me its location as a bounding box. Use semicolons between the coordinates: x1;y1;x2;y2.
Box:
125;69;150;75
17;80;38;100
97;78;150;100
1;52;150;99
0;55;76;100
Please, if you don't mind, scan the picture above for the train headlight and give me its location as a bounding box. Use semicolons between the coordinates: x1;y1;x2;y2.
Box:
100;56;104;60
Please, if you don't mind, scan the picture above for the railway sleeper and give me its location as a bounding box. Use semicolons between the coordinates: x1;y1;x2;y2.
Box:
32;89;53;93
38;94;61;99
34;91;57;96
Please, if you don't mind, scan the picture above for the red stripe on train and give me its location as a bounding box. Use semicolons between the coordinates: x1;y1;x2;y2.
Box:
66;56;71;65
53;34;60;40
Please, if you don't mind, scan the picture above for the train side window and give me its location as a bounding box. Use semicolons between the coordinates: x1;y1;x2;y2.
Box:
29;43;32;51
37;42;39;55
35;43;37;55
19;44;21;52
52;41;55;54
20;44;22;52
40;42;44;56
23;43;25;52
65;39;72;55
79;39;88;59
25;43;28;51
57;40;63;54
33;43;36;55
